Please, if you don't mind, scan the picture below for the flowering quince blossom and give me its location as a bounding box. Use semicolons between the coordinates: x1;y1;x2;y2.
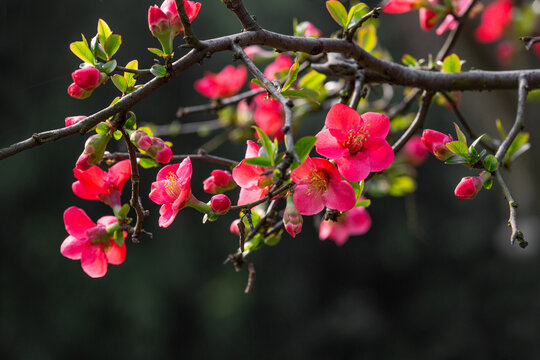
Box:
382;0;422;13
435;0;473;35
65;116;87;127
72;160;131;212
194;65;248;99
61;206;126;278
68;83;92;99
254;96;285;141
210;194;232;215
203;169;236;194
75;133;111;171
72;66;103;90
454;172;491;199
421;129;453;161
149;157;197;227
419;1;440;31
296;21;322;37
232;141;273;205
474;0;513;43
290;157;356;216
319;206;372;246
283;196;303;238
315;103;394;182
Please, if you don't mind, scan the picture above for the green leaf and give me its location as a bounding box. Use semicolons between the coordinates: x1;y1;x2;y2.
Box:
116;204;131;219
95;122;109;135
446;141;469;158
294;136;317;165
125;112;137;130
444;156;468;164
97;19;113;47
453;122;467;144
281;89;320;105
139;157;159;168
469;133;486;150
298;70;326;91
282;56;300;92
495;119;506;140
504;132;530;164
148;47;165;56
111;74;127;93
483;177;493;190
252;126;275;166
264;231;282;246
355;198;371;207
113;130;122;140
104;34;121;59
124;60;138;88
251;78;264;88
244;156;273;168
468;145;480;164
346;2;368;28
150;64;167;78
70;38;96;64
326;0;348;28
401;54;417;66
442;53;461;73
113;229;125;247
356;24;377;52
101;59;117;75
483;155;498;172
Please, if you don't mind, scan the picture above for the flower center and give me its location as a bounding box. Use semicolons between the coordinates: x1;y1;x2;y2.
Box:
87;225;109;245
164;172;181;199
307;170;329;197
343;126;369;155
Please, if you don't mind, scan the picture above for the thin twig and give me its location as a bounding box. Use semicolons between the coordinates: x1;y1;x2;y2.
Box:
495;76;529;163
244;261;256;293
175;0;205;50
392;90;435;154
176;88;265;118
349;71;366;110
345;7;381;41
229;183;293;212
436;0;479;61
386;89;422;120
115;66;152;76
520;36;540;51
223;0;260;31
151;119;224;137
495;171;527;248
102;152;238;167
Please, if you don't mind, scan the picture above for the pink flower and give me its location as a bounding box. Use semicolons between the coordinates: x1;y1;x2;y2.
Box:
290;157;356;215
283;196;303;237
203;169;236;194
130;130;154;151
420;129;453;161
75;133;111;171
435;0;474;35
232;140;273;206
149;157;193;227
230;219;242;235
296;21;322;37
72;66;103;91
61;206;126;278
315;103;394;182
402;135;428;166
454;172;491;199
68;83;92;99
210;194;231;215
147;137;173;164
254;97;285;141
319;206;371;246
72;160;131;211
382;0;422;13
194;65;248;99
65;116;87;127
162;0;201;35
474;0;513;43
419;1;440;31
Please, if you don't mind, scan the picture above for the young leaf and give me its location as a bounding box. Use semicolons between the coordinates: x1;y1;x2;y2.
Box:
148;48;165;56
139;157;159;168
104;34;122;59
97;19;113;47
281;89;320;105
101;59;117;75
294;136;317;164
244;157;273;168
346;3;368;28
483;155;498;171
355;198;371;208
445;156;468;164
113;229;125;247
253;126;276;165
356;24;377;52
111;74;127;93
282;56;300;92
442;53;461;73
446;141;469;158
401;54;417;66
453;122;467;144
298;70;326;90
251;78;264;88
326;0;348;28
504;132;530;164
495;119;506;140
113;130;122;140
469;133;486;150
151;64;167;78
70;39;96;64
124;60;138;88
483;177;493;190
95;122;109;135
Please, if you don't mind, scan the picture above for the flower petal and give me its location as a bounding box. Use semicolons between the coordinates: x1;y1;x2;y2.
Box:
324;180;355;212
105;242;126;265
293;184;325;215
335;153;371;182
156;163;180;182
63;206;96;239
81;245;108;278
325;103;362;138
108;160;131;191
362;112;390;139
245;140;259;158
238;187;267;206
291;156;316;185
158;203;179;228
364;138;395;172
315;129;348;159
232;160;264;189
97;216;119;228
149;181;175;205
60;235;86;260
345;207;372;235
72;181;101;200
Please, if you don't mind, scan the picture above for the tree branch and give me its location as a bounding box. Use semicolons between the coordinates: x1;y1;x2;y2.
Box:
222;0;260;31
176;88;265;118
175;0;205;50
495;171;527;248
102;152;238;167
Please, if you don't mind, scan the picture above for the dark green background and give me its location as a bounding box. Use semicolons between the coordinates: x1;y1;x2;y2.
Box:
1;0;540;358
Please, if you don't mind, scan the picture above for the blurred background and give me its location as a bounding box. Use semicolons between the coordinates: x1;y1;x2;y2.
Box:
1;0;540;358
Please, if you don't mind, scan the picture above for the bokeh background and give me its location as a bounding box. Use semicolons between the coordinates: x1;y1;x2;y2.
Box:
1;0;540;358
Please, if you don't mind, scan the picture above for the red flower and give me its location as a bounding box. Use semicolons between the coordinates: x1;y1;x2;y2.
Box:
232;141;273;206
419;1;440;31
496;41;516;66
296;21;322;37
67;83;92;99
149;157;193;227
315;103;394;182
435;0;474;35
283;196;303;238
61;206;126;278
290;157;356;216
319;206;371;246
210;194;232;215
474;0;513;43
203;169;236;194
65;116;87;127
382;0;422;13
194;65;248;99
420;129;453;161
72;160;131;211
454;174;488;199
75;133;111;171
72;66;103;91
254;97;285;141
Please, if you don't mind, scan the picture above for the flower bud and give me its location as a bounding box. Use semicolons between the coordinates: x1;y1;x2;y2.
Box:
75;133;111;171
210;194;231;215
203;169;236;194
230;219;241;235
146;137;173;164
148;5;174;54
454;172;491;199
421;129;453;161
283;196;303;238
130;130;153;151
296;21;322;37
419;2;439;31
68;83;92;99
72;66;102;91
65;116;87;127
